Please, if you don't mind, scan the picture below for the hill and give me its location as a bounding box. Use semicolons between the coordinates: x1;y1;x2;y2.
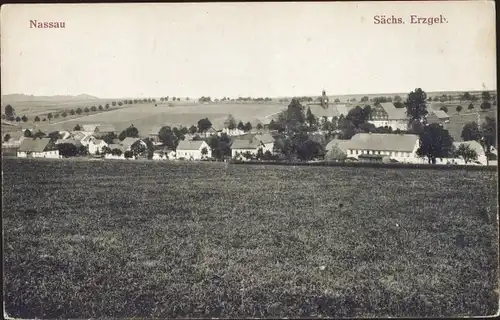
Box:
1;93;100;104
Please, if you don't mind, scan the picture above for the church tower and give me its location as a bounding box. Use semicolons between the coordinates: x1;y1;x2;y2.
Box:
321;90;329;109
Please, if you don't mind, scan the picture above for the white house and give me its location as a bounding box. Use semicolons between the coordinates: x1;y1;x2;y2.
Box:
221;127;246;136
231;139;261;159
327;133;421;163
254;133;275;154
369;102;408;131
175;140;211;160
88;139;108;155
17;138;60;159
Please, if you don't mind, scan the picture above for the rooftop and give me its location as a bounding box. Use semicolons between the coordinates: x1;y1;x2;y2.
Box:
18;138;53;152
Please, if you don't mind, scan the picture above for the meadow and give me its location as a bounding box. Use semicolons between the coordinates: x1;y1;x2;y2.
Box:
3;159;499;318
13;102;287;135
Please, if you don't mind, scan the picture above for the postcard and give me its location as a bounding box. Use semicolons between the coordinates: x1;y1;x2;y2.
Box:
1;1;498;319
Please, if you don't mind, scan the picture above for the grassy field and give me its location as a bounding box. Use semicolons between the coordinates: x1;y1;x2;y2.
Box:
7;102;287;135
3;159;498;318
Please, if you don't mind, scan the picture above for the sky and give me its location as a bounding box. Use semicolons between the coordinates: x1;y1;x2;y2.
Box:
1;1;496;99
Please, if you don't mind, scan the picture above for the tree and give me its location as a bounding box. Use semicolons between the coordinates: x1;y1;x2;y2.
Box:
325;144;347;161
461;92;472;101
284;98;306;128
70;109;75;115
84;107;90;113
112;148;123;157
33;130;46;139
54;113;60;119
455;144;478;164
74;124;82;131
197;118;212;133
4;104;15;120
468;103;474;110
118;125;139;141
439;106;448;113
24;129;32;137
416;123;454;164
461;122;481;141
201;147;208;158
101;146;111;154
334;98;340;103
21;115;28;122
456;105;462;114
361;96;369;102
306;106;317;127
100;105;105;111
224;114;237;129
57;143;79;157
34;116;40;122
76;108;83;114
47;131;61;142
244;122;252;132
118;102;123;106
112;101;117;106
15;116;21;122
480;116;497;155
4;133;11;142
480;101;492;110
394;95;402;103
237;121;245;131
256;123;263;130
296;138;325;161
346;106;369;128
482;91;491;101
101;132;117;144
42;118;47;122
91;106;97;112
189;125;197;135
405;88;428;127
105;104;110;110
158;126;179;150
47;113;53;122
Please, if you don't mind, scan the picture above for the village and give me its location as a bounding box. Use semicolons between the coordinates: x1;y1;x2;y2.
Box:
2;89;497;166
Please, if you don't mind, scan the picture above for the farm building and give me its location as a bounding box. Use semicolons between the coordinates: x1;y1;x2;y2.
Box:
327;133;421;163
88;139;108;155
176;140;211;160
254;133;276;154
81;124;116;136
306;104;350;121
81;124;99;133
17;138;60;159
104;144;128;160
121;137;146;151
369;102;408;131
231;139;262;159
2;131;26;148
427;109;450;125
152;146;176;160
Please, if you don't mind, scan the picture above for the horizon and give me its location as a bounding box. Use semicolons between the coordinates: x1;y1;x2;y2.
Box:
1;2;496;99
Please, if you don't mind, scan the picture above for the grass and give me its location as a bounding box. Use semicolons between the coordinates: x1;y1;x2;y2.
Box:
2;159;499;318
11;103;286;136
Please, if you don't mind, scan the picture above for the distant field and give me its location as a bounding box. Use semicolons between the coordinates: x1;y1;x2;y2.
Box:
11;103;287;135
3;159;498;318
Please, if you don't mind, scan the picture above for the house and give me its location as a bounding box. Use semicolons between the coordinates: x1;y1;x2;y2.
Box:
175;140;211;160
70;131;95;146
88;139;108;155
81;124;99;133
452;140;487;165
148;126;162;144
427;109;450;125
58;131;71;140
231;139;261;159
121;137;146;151
221;127;246;136
332;133;421;163
2;131;26;148
152;146;176;160
94;124;116;135
369;102;408;131
306;104;349;122
200;127;220;138
17;138;60;158
254;133;276;154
